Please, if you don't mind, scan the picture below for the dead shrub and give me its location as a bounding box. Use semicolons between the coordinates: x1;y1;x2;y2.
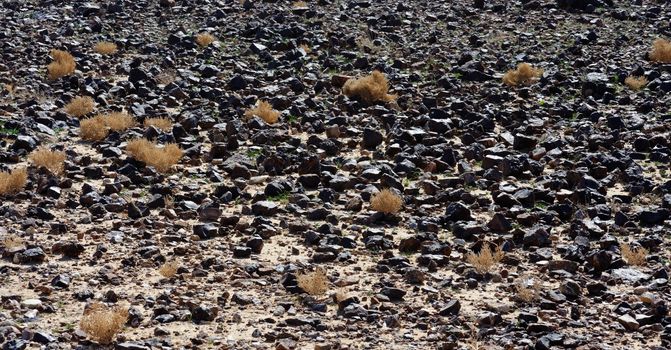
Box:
466;243;504;274
126;138;183;173
297;267;329;295
65;96;95;117
144;117;173;131
159;260;179;278
244;100;280;124
29;147;66;176
0;167;27;195
515;275;541;304
370;188;403;214
195;33;216;47
79;302;128;345
93;41;117;55
102;112;135;131
342;70;396;104
502;63;543;86
80;115;108;141
47;49;76;80
624;76;648;91
620;243;648;266
649;38;671;63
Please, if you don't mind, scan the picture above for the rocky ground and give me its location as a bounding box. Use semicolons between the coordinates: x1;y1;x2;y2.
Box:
1;0;671;349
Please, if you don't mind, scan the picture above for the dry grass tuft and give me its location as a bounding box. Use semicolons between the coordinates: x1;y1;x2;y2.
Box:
299;43;312;54
292;1;308;8
80;115;108;141
47;49;76;80
466;243;504;274
297;267;329;295
29;147;66;176
649;38;671;63
2;235;25;250
126;138;183;173
624;76;648;91
244;100;280;124
502;63;543;86
93;41;117;55
195;33;216;47
79;302;128;345
342;70;396;104
65;96;95;117
620;243;648;266
102;112;135;131
515;275;541;304
0;167;27;196
370;188;403;214
144;117;173;131
159;260;179;278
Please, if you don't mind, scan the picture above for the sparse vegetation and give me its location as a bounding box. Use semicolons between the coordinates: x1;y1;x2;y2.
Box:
126;138;183;173
65;96;95;117
144;117;173;131
0;167;27;195
620;243;648;266
244;100;280;124
79;302;128;345
297;268;329;295
47;49;76;80
29;147;66;176
158;261;179;278
624;76;648;91
369;188;403;214
649;38;671;63
93;41;118;55
79;115;108;141
466;243;504;274
102;112;135;131
342;70;396;104
195;32;216;47
515;276;541;304
502;63;543;86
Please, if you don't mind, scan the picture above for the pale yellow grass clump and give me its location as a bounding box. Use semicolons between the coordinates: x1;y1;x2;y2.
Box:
624;76;648;91
370;188;403;214
515;275;542;304
466;244;504;274
292;1;308;8
126;138;183;173
297;268;329;295
244;101;280;124
79;302;128;345
144;117;173;131
195;33;216;47
103;112;135;131
0;167;27;195
649;38;671;63
29;147;66;176
65;96;95;117
159;261;179;278
620;243;648;266
93;41;118;55
47;49;76;80
80;115;108;141
342;70;396;104
502;63;543;86
79;112;135;141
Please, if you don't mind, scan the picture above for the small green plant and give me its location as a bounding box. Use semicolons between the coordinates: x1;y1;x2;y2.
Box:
246;149;262;159
535;201;548;209
267;192;290;204
0;122;19;135
286;115;299;123
453;72;463;80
